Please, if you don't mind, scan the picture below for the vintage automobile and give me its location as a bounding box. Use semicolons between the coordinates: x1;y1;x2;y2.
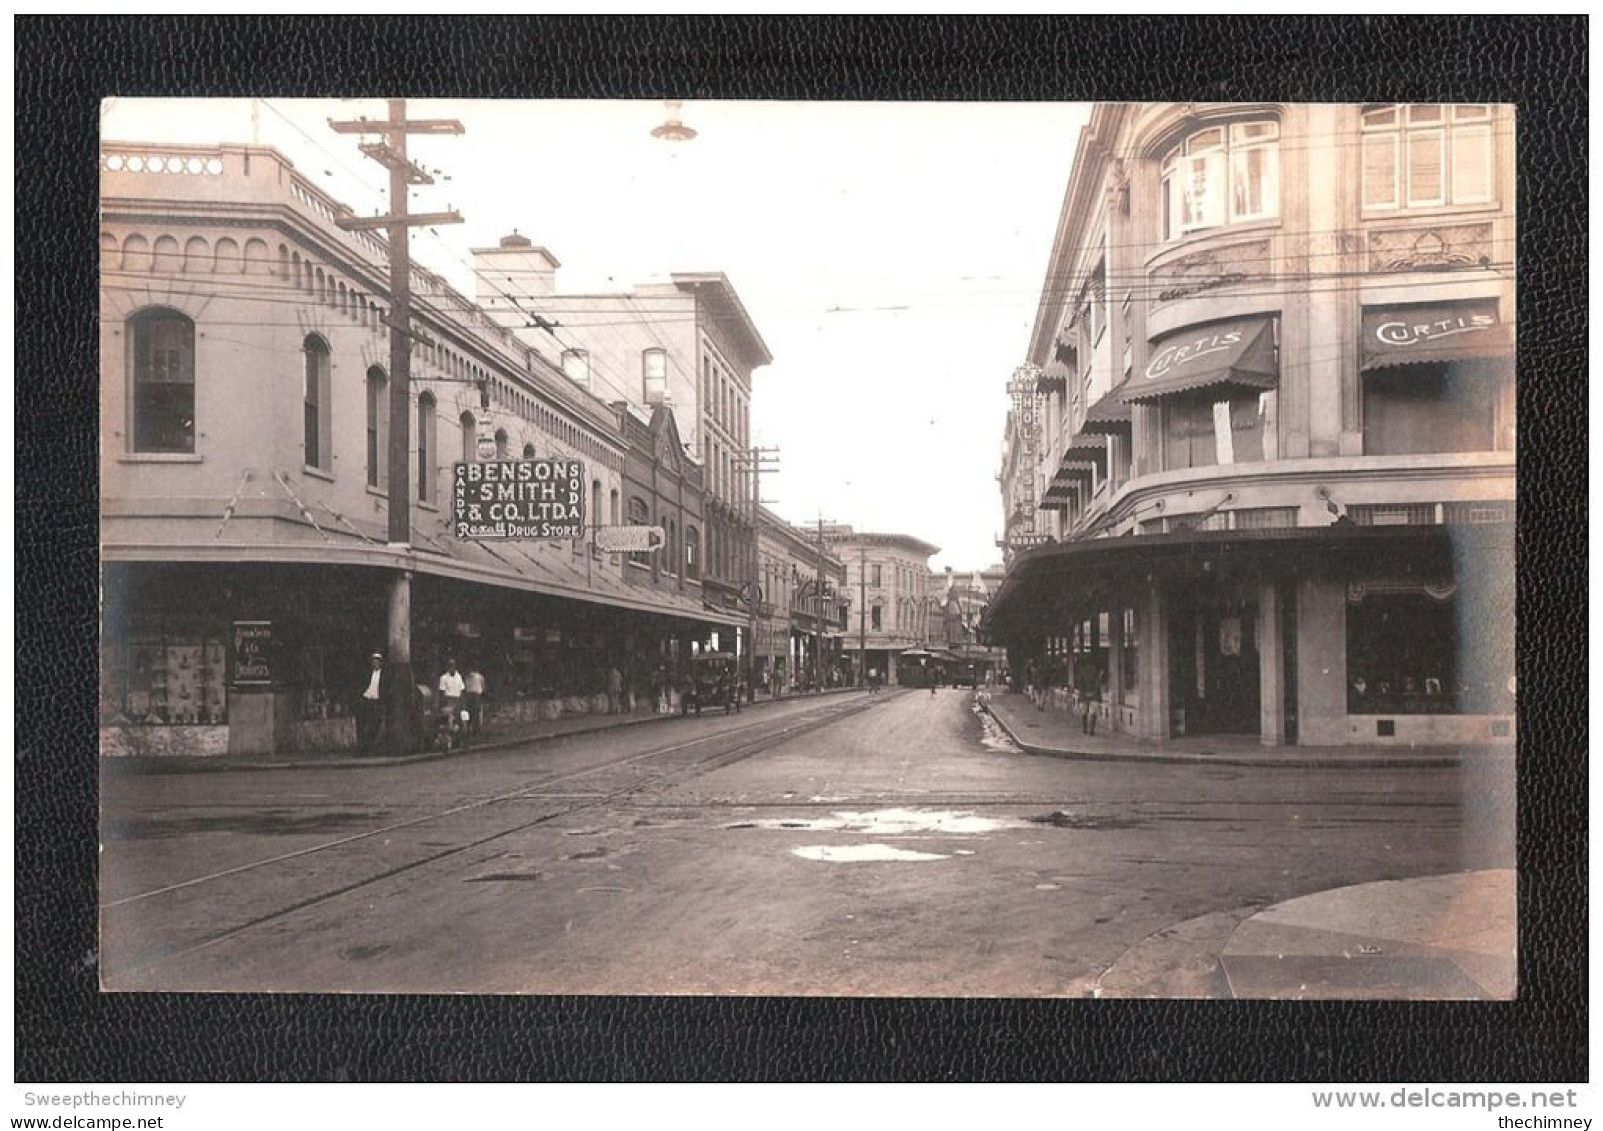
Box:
681;652;745;717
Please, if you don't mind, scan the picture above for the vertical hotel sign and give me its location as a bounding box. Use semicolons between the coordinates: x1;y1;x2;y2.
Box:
452;459;585;540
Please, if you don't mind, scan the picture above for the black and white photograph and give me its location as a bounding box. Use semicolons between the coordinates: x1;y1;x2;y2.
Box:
14;14;1588;1104
94;95;1519;1002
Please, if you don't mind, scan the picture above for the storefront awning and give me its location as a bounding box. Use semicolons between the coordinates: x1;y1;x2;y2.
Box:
1360;301;1512;371
1122;318;1277;404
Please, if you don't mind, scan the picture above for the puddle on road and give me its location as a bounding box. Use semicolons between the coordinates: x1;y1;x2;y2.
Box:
792;844;951;863
731;808;1023;836
972;702;1022;754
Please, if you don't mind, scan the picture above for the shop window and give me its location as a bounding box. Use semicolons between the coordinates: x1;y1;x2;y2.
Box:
302;335;332;472
1161;391;1267;471
643;348;668;405
417;393;437;503
1160;119;1279;240
130;308;196;453
1362;362;1511;455
100;635;228;726
1362;104;1494;211
365;367;389;490
1345;588;1509;715
1120;606;1139;704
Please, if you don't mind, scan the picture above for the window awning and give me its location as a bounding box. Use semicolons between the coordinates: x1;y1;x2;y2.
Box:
1065;433;1108;474
1036;360;1071;394
1122;318;1278;404
1081;385;1132;432
1361;301;1512;371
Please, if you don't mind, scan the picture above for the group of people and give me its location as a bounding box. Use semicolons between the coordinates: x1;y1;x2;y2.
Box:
355;653;487;752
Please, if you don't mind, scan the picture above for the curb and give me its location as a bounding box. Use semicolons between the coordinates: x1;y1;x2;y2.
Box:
977;698;1474;769
103;687;872;775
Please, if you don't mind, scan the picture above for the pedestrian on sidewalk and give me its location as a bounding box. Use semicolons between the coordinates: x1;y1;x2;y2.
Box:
463;665;486;735
607;664;624;715
438;658;466;745
356;652;384;751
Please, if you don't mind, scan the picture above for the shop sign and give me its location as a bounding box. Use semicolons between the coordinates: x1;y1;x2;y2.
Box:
452;459;585;540
1371;309;1497;350
594;525;667;553
230;620;273;687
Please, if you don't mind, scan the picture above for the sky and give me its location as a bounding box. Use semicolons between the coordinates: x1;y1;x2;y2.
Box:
101;98;1089;569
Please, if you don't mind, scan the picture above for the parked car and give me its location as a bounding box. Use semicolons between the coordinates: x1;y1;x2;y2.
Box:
681;652;744;717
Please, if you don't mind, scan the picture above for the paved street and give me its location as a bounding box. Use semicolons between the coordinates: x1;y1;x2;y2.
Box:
100;689;1514;997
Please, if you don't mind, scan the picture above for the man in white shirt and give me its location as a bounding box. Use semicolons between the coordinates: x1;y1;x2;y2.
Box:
438;659;466;742
357;652;384;750
463;666;486;734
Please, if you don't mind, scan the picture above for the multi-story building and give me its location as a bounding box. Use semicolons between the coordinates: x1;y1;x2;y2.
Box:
827;527;940;686
754;509;849;693
928;566;1008;682
98;142;743;756
474;240;772;637
986;102;1515;747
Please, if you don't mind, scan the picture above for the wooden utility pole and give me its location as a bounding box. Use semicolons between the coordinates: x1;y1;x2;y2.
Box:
733;445;778;700
330;100;463;755
858;546;868;687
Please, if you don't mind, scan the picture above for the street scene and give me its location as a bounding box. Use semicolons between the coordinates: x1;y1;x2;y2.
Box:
97;98;1517;999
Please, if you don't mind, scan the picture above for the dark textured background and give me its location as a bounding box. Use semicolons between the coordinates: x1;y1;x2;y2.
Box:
15;15;1587;1082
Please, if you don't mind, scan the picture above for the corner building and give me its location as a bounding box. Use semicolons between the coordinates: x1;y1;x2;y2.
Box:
986;103;1515;747
98;143;743;756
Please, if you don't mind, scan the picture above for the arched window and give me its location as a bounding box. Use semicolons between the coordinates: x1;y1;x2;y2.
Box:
523;442;536;459
642;348;668;405
365;366;389;490
626;496;651;567
609;488;620;526
494;428;509;459
130;309;196;453
460;412;477;463
665;518;678;576
685;526;700;580
1160;118;1280;240
590;479;603;551
302;335;331;471
417;393;437;504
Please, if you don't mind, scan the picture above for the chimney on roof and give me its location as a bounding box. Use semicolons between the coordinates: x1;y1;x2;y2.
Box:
472;230;561;326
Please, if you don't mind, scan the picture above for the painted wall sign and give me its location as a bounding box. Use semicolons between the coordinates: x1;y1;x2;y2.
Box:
451;459;585;540
230;620;273;687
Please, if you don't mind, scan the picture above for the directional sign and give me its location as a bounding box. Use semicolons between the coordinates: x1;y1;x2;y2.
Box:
593;525;666;554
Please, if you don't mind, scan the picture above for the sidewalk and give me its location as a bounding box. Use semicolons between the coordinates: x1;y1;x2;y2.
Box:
104;687;870;775
1091;869;1516;1000
979;690;1503;768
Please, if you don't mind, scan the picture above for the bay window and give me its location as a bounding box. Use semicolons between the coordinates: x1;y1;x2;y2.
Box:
1361;104;1494;211
1160;119;1279;240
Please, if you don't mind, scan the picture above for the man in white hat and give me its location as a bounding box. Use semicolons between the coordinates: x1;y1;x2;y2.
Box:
357;652;384;751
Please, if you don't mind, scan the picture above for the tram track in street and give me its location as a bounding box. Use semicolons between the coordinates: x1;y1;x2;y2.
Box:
100;695;884;986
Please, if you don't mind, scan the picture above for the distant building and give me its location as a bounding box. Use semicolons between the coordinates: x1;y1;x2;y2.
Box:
825;527;941;686
474;240;773;631
986;102;1515;746
755;510;848;693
